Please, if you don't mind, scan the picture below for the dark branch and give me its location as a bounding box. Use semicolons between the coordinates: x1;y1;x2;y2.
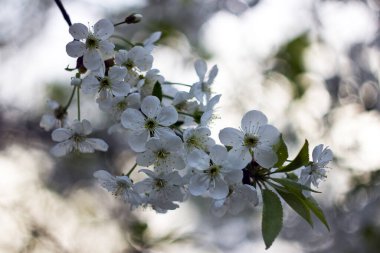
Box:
54;0;72;26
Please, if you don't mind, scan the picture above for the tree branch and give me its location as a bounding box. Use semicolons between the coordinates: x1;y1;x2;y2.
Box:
54;0;72;26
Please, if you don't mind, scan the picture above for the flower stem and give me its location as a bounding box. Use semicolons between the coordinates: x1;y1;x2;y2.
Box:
163;94;174;100
77;86;81;121
178;111;194;117
126;163;138;177
63;86;77;111
111;35;135;47
164;81;192;87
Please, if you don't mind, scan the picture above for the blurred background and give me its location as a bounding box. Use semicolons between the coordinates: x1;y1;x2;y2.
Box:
1;0;380;252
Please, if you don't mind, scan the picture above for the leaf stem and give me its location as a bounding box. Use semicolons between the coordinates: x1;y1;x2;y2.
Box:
177;111;194;117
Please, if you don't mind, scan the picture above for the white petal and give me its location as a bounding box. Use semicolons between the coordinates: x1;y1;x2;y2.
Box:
121;109;145;130
93;19;114;40
207;65;218;84
84;49;102;70
211;199;228;217
228;147;252;169
225;170;243;184
109;66;127;80
93;170;113;181
86;138;108;151
258;124;280;146
189;174;209;196
40;114;57;131
145;137;163;152
219;127;244;147
187;149;210;170
69;23;88;40
136;150;156;167
312;144;324;163
157;106;178;126
209;175;229;199
209;145;227;165
154;127;176;139
66;41;85;57
77;141;95;153
81;75;99;94
50;140;74;157
52;128;73;142
163;134;183;152
194;59;207;81
141;96;161;118
318;148;333;165
99;40;115;59
81;119;93;135
115;50;128;65
156;153;185;171
127;130;149;152
241;110;268;134
254;147;277;168
111;81;130;96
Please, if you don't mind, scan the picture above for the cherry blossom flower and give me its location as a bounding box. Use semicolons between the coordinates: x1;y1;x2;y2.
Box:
50;119;108;157
40;99;68;131
81;66;130;100
134;169;186;213
219;110;280;169
121;96;178;152
187;145;243;199
183;126;215;153
136;133;185;172
190;59;218;104
66;19;115;70
115;46;153;72
93;170;142;209
299;144;333;188
211;183;258;217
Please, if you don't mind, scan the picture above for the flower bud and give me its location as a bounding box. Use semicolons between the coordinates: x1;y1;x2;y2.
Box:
71;77;82;87
125;13;143;24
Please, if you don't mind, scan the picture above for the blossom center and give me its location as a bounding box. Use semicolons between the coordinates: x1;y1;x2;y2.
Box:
86;34;99;49
156;149;169;159
124;59;134;70
154;178;166;189
116;101;127;111
100;77;111;89
244;135;259;148
72;134;86;143
144;118;157;131
114;180;127;196
207;165;220;177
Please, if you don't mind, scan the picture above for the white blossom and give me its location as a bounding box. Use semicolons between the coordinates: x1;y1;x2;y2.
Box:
115;46;153;72
299;144;333;189
188;145;242;199
183;126;215;153
93;170;142;208
219;110;280;169
66;19;115;70
143;31;162;52
211;183;258;217
99;93;140;120
50;119;108;157
139;69;165;97
81;66;130;100
40;99;68;131
190;59;218;104
134;169;186;213
121;96;178;152
136;133;185;172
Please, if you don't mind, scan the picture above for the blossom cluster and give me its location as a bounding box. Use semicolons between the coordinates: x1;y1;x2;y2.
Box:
41;17;333;220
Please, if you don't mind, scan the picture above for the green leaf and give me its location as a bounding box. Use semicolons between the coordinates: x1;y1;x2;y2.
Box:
286;172;298;181
304;196;330;231
274;186;313;227
152;81;163;101
275;139;309;173
262;189;283;249
274;134;289;168
271;178;321;193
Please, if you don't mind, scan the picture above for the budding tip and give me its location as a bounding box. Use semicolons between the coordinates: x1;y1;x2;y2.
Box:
125;13;143;24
